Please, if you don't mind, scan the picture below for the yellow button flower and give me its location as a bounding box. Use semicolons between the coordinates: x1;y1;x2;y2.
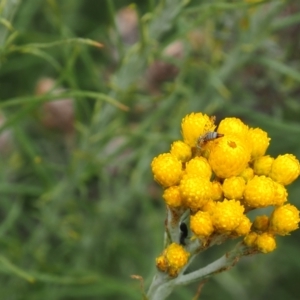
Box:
239;167;254;183
151;153;182;187
211;199;245;233
179;176;212;211
208;135;251;178
170;140;192;162
164;243;190;277
217;117;249;138
252;215;269;232
185;156;212;179
243;175;275;208
181;113;216;147
211;180;223;201
247;128;270;160
190;211;214;238
269;204;300;236
253;155;274;176
255;233;276;253
269;154;300;186
163;186;182;208
156;255;168;272
272;181;287;206
222;176;246;200
201;199;217;214
233;215;251;236
151;111;300;264
244;232;258;247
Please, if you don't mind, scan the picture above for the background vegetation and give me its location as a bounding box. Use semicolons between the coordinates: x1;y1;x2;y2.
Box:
0;0;300;299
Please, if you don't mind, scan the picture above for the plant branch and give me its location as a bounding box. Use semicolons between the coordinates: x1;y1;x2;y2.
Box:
176;242;254;286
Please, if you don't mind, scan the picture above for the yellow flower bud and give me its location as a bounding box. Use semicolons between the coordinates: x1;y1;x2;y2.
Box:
208;135;251;178
222;176;246;200
181;113;216;148
170;140;192;162
269;204;300;236
164;243;190;277
211;180;223;201
239;167;254;183
163;186;182;208
253;155;274;176
156;255;168;272
211;199;245;233
151;153;182;187
234;215;252;236
217;117;249;138
190;211;214;238
247;128;270;160
202;199;217;214
255;233;276;253
244;232;258;247
269;154;300;186
185;156;212;179
243;175;275;208
179;176;212;211
272;181;287;206
252;215;269;232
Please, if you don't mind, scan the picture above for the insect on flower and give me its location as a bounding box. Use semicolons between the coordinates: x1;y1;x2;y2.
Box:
179;222;188;245
197;131;224;150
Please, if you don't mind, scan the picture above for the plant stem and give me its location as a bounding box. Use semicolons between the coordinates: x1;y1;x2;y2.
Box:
0;0;21;47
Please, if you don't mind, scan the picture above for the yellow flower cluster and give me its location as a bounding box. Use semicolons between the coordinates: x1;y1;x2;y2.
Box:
156;243;190;277
151;112;300;266
244;232;276;254
244;203;300;253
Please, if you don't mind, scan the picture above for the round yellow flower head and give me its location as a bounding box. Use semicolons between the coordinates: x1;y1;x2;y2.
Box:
164;243;190;277
217;117;249;138
208;135;251;178
179;176;212;211
244;232;258;247
243;175;275;208
239;166;254;183
255;233;276;254
253;155;274;176
151;153;182;187
233;215;252;236
202;199;217;214
211;180;223;201
190;211;214;239
252;215;269;232
156;255;168;272
247;128;270;160
222;176;246;200
185;156;212;179
181;113;216;148
272;181;287;206
163;186;182;208
269;154;300;186
269;204;300;236
170;140;192;162
211;199;245;233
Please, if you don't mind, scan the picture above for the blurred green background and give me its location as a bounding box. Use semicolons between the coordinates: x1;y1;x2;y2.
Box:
0;0;300;299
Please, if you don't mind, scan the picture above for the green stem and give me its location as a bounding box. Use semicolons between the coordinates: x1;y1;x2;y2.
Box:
0;0;21;47
177;242;252;286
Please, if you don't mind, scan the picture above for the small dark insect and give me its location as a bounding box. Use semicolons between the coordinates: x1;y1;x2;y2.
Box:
197;131;224;149
179;222;188;245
